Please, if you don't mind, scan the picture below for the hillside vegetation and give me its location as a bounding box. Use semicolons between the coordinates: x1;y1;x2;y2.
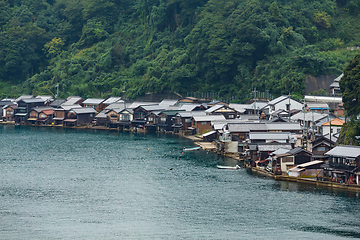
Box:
1;0;360;101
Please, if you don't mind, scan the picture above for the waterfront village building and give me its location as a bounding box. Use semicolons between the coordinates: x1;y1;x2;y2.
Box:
324;145;360;184
261;95;303;117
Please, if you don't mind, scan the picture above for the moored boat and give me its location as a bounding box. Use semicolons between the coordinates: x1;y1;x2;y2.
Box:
183;146;201;151
217;165;240;170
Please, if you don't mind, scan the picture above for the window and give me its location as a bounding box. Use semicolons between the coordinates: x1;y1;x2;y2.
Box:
39;113;46;118
161;117;166;122
148;117;153;121
185;119;191;123
228;114;234;119
120;115;129;121
286;104;290;111
201;122;207;125
7;110;13;115
317;147;325;152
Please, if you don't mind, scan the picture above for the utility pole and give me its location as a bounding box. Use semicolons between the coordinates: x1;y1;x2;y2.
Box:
288;92;291;121
252;88;258;116
301;98;307;149
55;83;59;108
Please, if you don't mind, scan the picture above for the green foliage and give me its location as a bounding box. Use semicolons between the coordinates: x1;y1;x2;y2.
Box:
340;53;360;116
0;0;360;101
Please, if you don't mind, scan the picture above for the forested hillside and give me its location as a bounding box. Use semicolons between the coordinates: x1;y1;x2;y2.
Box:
1;0;360;101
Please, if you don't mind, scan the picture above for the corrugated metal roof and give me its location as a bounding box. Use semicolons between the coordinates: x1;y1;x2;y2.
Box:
141;105;166;111
205;104;224;113
103;97;122;105
71;107;97;114
229;104;249;113
227;123;267;132
249;132;290;140
270;148;290;156
82;98;105;105
325;145;360;158
266;123;302;131
257;144;292;151
267;96;288;106
62;96;83;105
159;99;178;106
193;115;226;122
60;104;82;111
291;112;327;122
304;95;343;103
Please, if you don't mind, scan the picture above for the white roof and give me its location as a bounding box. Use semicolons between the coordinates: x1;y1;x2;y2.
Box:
103;97;123;105
82;98;105;105
296;160;324;168
325;145;360;158
202;130;217;137
304;95;343;103
159;99;178;106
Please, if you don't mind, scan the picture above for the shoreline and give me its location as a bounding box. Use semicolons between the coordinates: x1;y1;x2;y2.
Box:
3;122;360;192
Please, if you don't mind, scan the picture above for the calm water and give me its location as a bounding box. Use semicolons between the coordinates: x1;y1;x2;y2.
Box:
1;125;360;239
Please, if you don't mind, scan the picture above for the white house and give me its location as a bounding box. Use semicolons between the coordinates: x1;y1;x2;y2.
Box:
261;96;303;116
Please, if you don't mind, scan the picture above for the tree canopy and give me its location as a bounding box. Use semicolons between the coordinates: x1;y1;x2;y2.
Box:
1;0;360;100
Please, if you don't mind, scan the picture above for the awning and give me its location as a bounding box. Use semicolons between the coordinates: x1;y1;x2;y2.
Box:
288;167;305;172
171;124;183;128
27;118;37;121
332;170;345;174
258;159;270;164
131;120;146;124
53;117;64;120
157;124;168;127
15;113;28;116
202;130;216;137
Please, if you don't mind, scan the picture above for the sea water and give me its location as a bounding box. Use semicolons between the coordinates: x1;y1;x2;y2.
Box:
1;125;360;239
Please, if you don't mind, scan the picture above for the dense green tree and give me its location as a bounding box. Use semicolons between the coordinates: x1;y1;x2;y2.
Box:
340;54;360;116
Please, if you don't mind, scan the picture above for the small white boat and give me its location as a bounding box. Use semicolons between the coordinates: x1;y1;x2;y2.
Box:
183;146;201;151
217;165;240;170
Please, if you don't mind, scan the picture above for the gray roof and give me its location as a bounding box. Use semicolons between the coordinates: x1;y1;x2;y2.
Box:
249;132;290;140
257;143;292;151
266;123;302;131
105;102;128;110
229;104;249;114
247;102;268;110
192;115;226;122
20;98;45;104
31;106;54;112
71;107;97;114
141;104;166;111
291;112;328;122
306;102;330;109
267;96;288;106
179;104;204;111
325;145;360;158
62;96;83;105
270;148;291;156
96;110;107;118
15;95;34;102
128;102;159;109
205;104;224;113
82;98;105;105
60;104;82;111
103;97;123;105
176;111;206;118
159;99;178;106
227;123;267;132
